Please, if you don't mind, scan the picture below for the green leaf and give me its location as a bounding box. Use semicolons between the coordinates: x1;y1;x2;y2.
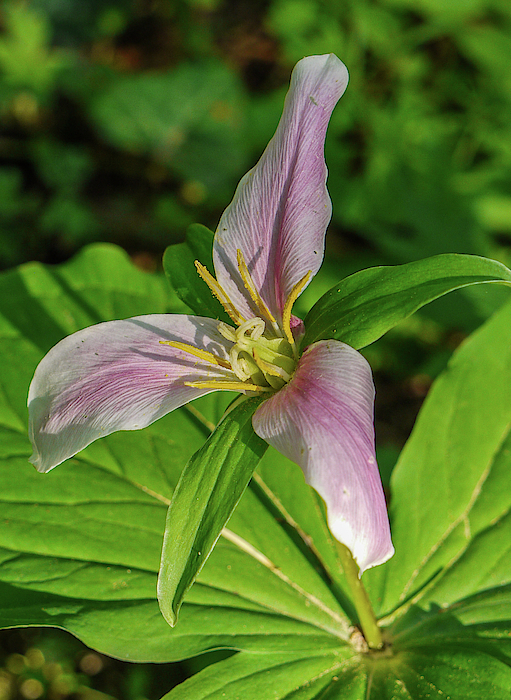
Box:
366;648;511;699
302;254;511;349
449;584;511;626
0;583;341;663
365;296;511;617
0;242;185;355
162;223;230;321
0;244;352;662
161;649;359;700
372;591;511;699
161;602;511;698
157;397;268;626
0;244;241;661
390;588;511;663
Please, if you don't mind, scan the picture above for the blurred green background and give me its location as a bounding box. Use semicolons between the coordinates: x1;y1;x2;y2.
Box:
1;0;511;697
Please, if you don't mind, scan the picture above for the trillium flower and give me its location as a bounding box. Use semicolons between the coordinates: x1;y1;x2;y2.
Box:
28;54;393;574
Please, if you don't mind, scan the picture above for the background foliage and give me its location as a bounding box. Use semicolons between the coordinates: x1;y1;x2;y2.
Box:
1;0;511;697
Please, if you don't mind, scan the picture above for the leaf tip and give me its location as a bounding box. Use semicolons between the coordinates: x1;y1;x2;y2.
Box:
157;593;180;628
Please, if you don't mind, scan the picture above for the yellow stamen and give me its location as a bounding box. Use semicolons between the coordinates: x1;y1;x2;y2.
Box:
184;380;272;393
195;260;245;325
237;250;277;325
282;270;312;346
160;340;231;369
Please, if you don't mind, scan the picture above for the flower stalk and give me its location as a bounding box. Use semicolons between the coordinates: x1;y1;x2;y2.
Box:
336;542;384;650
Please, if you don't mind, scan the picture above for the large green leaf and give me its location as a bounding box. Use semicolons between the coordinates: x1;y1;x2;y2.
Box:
0;242;185;354
0;244;232;660
3;243;511;697
364;296;511;618
161;649;360;700
157;397;267;626
0;583;341;663
302;254;511;349
365;648;511;700
390;587;511;664
162;593;511;699
0;244;350;662
371;588;511;700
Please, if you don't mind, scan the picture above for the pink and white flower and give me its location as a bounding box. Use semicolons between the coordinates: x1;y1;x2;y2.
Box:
28;54;394;574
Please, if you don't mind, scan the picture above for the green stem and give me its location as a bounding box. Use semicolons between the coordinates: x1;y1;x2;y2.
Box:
336;542;383;650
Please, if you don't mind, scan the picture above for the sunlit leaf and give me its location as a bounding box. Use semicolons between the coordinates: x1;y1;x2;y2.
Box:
366;297;511;617
303;254;511;349
0;245;350;662
157;397;267;626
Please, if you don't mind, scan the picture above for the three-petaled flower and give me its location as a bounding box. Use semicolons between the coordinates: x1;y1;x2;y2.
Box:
28;54;394;574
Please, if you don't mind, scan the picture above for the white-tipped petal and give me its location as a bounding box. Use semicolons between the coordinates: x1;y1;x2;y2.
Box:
213;54;349;323
252;340;394;574
28;315;236;472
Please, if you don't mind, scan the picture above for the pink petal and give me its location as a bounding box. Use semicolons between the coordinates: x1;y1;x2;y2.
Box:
252;340;394;574
28;315;236;473
213;54;349;324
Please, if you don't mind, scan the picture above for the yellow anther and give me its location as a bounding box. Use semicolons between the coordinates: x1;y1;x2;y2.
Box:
194;261;245;326
237;250;277;326
160;340;232;369
184;380;272;393
282;270;312;347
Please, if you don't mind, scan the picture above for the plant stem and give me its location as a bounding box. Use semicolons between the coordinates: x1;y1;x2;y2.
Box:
336;542;383;649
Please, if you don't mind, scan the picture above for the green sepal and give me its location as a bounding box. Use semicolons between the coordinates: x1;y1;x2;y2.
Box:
302;253;511;349
162;223;231;323
157;396;267;626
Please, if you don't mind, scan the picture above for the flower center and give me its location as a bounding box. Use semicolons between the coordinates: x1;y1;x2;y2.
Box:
217;317;296;390
160;250;310;395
